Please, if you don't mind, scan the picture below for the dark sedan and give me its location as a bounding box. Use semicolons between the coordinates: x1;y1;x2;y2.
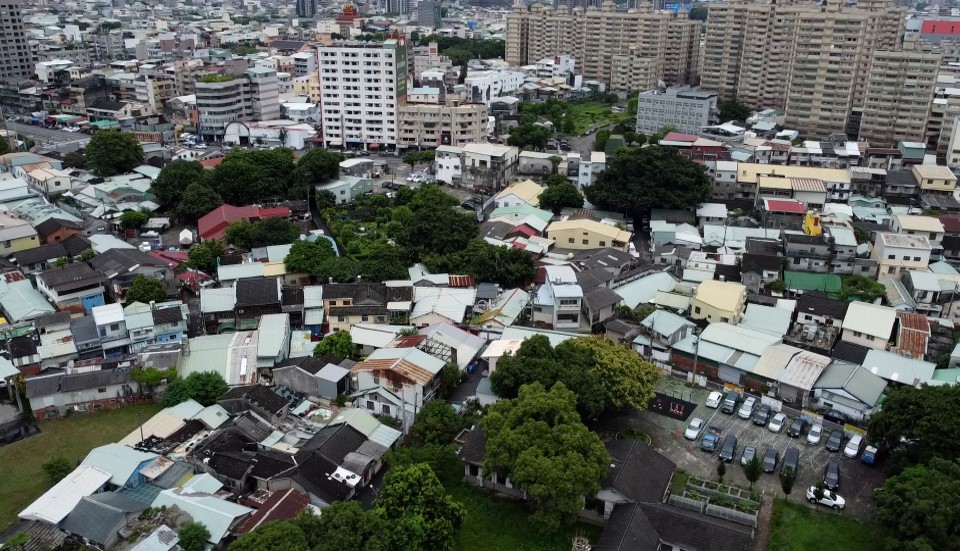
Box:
753;404;772;426
762;448;779;473
824;460;841;491
826;429;844;452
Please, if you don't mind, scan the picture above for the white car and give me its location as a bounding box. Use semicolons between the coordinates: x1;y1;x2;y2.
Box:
843;434;863;458
807;424;823;446
737;396;757;419
768;413;787;433
195;143;208;149
684;417;704;441
705;391;723;409
806;486;846;511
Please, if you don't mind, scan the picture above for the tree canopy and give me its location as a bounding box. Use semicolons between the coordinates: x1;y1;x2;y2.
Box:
869;384;960;472
177;523;210;551
120;210;149;230
423;239;537;289
42;457;72;484
539;180;584;214
717;99;751;123
178;183;223;223
124;275;167;304
373;463;466;551
490;335;660;418
506;123;550;150
313;331;357;360
294;503;390;551
85;131;144;176
162;371;229;407
230;521;309;551
225;217;301;249
583;146;711;216
410;400;462;447
875;458;960;550
154;160;210;206
480;382;609;529
187;240;225;273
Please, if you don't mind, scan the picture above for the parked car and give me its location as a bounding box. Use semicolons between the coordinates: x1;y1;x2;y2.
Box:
762;448;779;473
700;427;721;453
684;417;704;441
740;444;758;466
768;413;787;433
843;434;864;458
806;486;846;511
807;424;824;446
753;404;772;426
824;460;841;490
705;391;723;409
787;418;808;438
720;391;741;414
461;201;478;211
781;447;800;478
737;396;757;419
826;430;844;452
861;445;878;465
719;435;739;463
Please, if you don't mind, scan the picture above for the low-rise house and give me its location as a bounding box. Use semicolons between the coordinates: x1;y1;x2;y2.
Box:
179;332;260;386
272;356;352;400
60;492;149;549
492;179;543;208
151;488;253;546
350;347;446;428
317;175;377;205
546;218;631;251
861;348;936;386
0;212;39;256
257;313;291;369
795;293;849;327
740;252;781;294
197;204;292;242
36;263;108;314
812;360;888;421
93;302;130;357
80;443;159;489
217;384;290;426
0;277;56;323
235;278;283;330
11;235;91;274
690;280;746;324
410;286;477;327
840;302;897;350
872;232;931;277
533;265;583;330
582;286;623;328
633;309;696;363
200;287;237;334
89;248;176;297
26;368;139;419
671;322;781;385
472;288;529;331
71;315;103;359
891;214;944;260
418;322;485;371
324;283;412;333
19;465;112;525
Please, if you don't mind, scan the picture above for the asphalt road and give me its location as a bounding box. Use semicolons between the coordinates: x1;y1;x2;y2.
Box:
5;121;89;146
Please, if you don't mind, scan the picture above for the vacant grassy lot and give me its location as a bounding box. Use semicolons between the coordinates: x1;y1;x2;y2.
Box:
0;404;162;529
767;499;884;551
566;102;633;135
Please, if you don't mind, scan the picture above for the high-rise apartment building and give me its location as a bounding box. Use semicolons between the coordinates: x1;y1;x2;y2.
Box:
859;49;939;145
318;38;407;150
0;0;33;83
195;67;281;140
398;96;488;148
505;2;700;92
296;0;316;19
701;0;906;139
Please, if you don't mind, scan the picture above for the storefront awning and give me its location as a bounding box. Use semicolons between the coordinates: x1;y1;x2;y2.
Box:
327;139;342;146
368;143;379;149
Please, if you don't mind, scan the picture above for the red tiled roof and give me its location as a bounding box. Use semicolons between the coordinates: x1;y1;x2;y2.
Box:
938;215;960;233
235;489;309;534
197;205;291;241
661;132;700;144
4;272;25;283
763;199;805;214
148;250;189;268
448;274;475;288
199;157;225;168
507;224;538;238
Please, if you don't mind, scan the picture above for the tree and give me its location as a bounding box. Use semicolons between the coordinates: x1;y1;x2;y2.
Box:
439;363;461;399
284;239;336;275
154;160;209;205
812;482;826;511
187;240;225;273
120;210;149;230
481;383;608;529
177;522;211;551
316;189;336;210
506;123;550;150
63;150;86;169
569;336;660;412
868;384;960;472
875;458;960;550
396;205;478;260
717;99;752;123
426;240;537;289
780;466;796;495
178;183;223;223
584;146;712;217
162;371;229;407
293;503;390;551
85;131;144;176
373;463;465;551
410;400;461;446
716;459;726;483
313;331;357;360
539;180;584;214
42;456;72;484
295;148;343;186
230;521;309;551
125;275;167;304
743;455;762;491
131;366;177;396
403;150;423;169
593;129;611;151
211;152;268;204
226;217;301;249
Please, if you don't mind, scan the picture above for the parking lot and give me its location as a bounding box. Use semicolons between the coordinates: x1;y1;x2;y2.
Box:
598;380;886;521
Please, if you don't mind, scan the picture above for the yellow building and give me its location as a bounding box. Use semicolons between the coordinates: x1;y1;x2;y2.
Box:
545;218;631;251
911;164;957;193
0;213;38;255
690;280;746;324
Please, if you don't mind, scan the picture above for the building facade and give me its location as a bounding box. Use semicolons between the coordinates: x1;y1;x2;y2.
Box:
195;67;281;140
635;87;718;135
0;0;33;83
397;99;487;148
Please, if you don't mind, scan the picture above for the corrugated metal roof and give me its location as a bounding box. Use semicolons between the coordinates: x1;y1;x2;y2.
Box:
81;444;158;487
194;404;229;429
19;465;113;524
778;350;831;390
257;313;289;358
330;407;380;436
303;286;323;308
368;424;401;448
200;287;236;313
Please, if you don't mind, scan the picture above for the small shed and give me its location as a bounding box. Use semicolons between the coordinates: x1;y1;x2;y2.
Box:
179;229;194;246
317;364;350;399
143;217;171;232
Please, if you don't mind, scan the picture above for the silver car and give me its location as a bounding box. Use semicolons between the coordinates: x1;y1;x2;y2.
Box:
807;424;823;445
740;443;758;466
768;413;787;433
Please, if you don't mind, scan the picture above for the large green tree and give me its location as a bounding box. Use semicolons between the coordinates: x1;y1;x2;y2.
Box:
177;522;210;551
869;384;960;472
425;240;536;289
506;123;550;150
410;400;461;447
584;146;711;216
225;217;301;249
293;503;390;551
539;180;584;214
230;521;309;551
875;458;960;550
717;99;751;123
295;148;343;186
373;463;466;551
480;382;609;529
154;160;209;205
120;210;149;230
178;183;223;223
187;240;225;273
211;151;267;204
313;331;357;360
284;239;337;275
397;207;478;259
85;131;144;176
124;275;167;304
162;371;229;407
568;336;660;412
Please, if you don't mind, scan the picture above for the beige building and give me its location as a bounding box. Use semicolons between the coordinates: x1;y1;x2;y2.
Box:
701;0;906;139
912;164;958;192
689;280;747;324
871;232;932;276
859;49;940;145
840;302;896;350
397;99;487;148
545;218;631;251
292;73;321;103
505;2;701;92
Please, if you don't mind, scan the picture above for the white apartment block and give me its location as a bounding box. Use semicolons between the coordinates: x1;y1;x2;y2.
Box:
577;151;606;189
195;67;281;140
635;86;718;135
464;69;525;106
435;145;463;185
533;55;575;78
292;52;317;77
319;39;406;150
872;233;932;277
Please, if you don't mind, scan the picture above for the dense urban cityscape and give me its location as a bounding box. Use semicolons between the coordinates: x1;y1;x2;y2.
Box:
0;0;956;549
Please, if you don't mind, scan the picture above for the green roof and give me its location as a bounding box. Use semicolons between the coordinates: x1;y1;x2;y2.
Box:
784;271;842;298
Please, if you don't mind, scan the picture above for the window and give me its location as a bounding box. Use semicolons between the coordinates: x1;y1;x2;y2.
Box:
337;316;346;322
582;239;589;245
853;331;862;337
373;375;380;385
913;257;921;261
382;404;391;415
599;241;606;247
867;335;875;341
97;387;106;393
361;315;369;322
110;324;119;331
366;400;375;410
568;238;574;243
695;306;701;314
721;317;729;323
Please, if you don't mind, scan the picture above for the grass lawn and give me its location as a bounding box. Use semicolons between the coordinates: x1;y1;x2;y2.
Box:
565;102;633;135
0;404;163;530
767;499;884;551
